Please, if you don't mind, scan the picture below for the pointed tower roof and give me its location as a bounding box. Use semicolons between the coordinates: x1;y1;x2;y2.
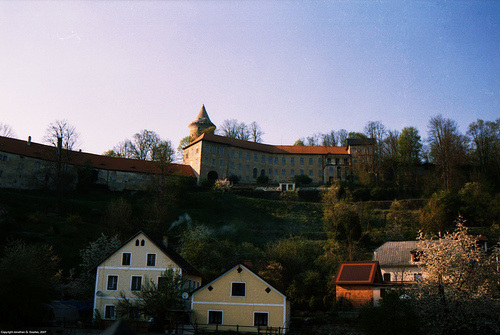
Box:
191;104;215;126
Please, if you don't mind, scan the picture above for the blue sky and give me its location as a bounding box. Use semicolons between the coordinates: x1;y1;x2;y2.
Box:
1;1;498;158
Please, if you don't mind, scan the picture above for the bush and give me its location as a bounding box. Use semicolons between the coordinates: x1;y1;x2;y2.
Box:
359;291;421;335
256;175;269;185
294;174;312;185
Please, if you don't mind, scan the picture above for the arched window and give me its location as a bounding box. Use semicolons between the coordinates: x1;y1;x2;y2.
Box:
135;239;139;246
141;239;145;246
252;168;258;179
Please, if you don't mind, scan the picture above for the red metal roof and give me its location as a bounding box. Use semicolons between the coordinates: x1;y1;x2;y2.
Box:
184;133;349;155
334;261;383;285
0;136;195;178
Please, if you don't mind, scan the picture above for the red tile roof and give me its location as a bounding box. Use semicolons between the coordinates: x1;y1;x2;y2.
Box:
0;136;195;178
184;133;349;155
334;261;383;285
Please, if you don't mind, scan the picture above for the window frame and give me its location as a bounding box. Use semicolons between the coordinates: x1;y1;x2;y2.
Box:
104;305;116;320
107;275;118;291
208;310;223;325
231;282;246;297
146;253;156;266
253;312;269;327
131;276;143;291
122;252;131;266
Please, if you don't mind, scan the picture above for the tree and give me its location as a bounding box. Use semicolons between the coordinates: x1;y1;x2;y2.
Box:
0;122;15;137
306;133;321;146
364;121;387;185
467;119;500;187
321;131;337;146
219;119;250;140
337;129;348;146
127;129;161;160
43;119;80;151
249;121;264;143
117;269;186;332
413;218;500;334
294;139;305;146
428;115;468;190
71;234;121;299
0;240;60;326
398;126;422;166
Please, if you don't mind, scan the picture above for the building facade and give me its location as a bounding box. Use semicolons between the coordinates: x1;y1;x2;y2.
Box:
183;107;373;185
0;136;195;191
191;264;290;333
372;241;422;283
93;231;202;322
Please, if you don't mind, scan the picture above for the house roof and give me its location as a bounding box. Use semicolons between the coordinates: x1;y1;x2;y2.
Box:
372;241;420;267
191;263;287;300
0;136;195;178
184;132;349;155
93;231;202;278
334;261;383;285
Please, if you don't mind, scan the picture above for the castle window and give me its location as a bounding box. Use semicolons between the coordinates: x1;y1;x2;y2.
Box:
281;169;286;176
344;158;349;165
282;157;286;165
274;157;278;164
261;155;265;163
238;163;242;170
309;169;313;176
274;169;278;175
212;158;216;165
246;153;250;161
336;158;340;165
238;151;242;159
300;169;304;175
253;154;258;162
246;165;250;171
329;167;334;173
230;150;235;158
309;158;313;165
269;157;273;164
290;169;295;176
219;160;223;166
318;158;322;165
269;168;273;175
290;157;295;165
219;147;224;155
300;158;304;165
318;170;323;176
211;146;216;154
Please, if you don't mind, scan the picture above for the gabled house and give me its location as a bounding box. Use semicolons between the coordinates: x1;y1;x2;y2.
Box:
334;261;384;308
372;241;422;283
191;264;290;333
93;231;202;323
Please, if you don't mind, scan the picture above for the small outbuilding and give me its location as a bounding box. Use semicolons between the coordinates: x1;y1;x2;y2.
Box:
334;261;384;308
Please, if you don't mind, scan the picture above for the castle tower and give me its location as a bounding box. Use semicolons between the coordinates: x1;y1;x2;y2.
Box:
188;105;216;141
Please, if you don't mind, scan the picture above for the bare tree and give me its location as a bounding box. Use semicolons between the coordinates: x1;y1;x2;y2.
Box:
321;131;337;146
337;129;348;146
0;123;15;137
428;115;468;190
364;121;387;185
43;119;80;151
249;121;264;143
220;119;250;140
127;130;161;160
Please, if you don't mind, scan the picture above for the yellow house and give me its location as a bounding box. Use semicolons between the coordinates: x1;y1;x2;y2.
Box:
191;264;290;333
93;231;202;322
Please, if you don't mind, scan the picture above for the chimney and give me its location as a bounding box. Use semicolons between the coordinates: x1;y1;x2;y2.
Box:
27;136;31;146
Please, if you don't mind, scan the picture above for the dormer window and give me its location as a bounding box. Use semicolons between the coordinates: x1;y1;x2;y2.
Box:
411;250;422;263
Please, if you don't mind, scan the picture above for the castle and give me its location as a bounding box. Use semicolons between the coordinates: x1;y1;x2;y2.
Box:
0;105;372;191
183;105;373;185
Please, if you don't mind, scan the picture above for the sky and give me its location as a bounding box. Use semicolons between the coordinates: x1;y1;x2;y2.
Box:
0;1;498;160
